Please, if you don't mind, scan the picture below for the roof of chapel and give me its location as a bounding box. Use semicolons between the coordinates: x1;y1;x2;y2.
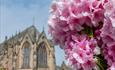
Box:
0;25;53;55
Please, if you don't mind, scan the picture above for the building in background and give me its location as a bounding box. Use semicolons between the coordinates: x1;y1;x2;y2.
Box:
0;25;72;70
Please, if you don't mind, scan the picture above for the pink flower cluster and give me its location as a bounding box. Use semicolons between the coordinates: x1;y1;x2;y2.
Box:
48;0;115;70
101;15;115;70
65;36;97;70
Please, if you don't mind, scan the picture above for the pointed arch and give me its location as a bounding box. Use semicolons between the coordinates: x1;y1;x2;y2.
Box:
36;42;47;68
22;41;30;68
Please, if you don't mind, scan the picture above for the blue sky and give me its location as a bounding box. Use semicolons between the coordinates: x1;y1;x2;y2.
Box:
0;0;65;66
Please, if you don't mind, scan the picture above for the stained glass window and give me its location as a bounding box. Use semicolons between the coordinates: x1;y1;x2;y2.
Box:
22;42;30;68
37;42;47;68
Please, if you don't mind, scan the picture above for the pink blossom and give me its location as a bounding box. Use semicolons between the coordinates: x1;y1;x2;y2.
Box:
107;62;115;70
65;38;97;70
101;17;115;70
104;0;115;27
48;0;115;70
48;0;105;47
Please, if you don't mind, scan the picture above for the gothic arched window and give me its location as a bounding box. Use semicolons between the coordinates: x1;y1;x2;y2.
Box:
37;42;47;68
22;41;30;68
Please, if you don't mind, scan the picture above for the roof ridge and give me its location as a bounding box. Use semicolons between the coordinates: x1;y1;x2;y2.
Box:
0;25;39;45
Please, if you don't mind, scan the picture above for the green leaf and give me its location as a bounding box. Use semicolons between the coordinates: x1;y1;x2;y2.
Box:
96;55;108;70
81;26;94;37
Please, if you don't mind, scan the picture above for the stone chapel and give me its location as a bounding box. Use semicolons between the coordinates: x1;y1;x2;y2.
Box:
0;25;56;70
